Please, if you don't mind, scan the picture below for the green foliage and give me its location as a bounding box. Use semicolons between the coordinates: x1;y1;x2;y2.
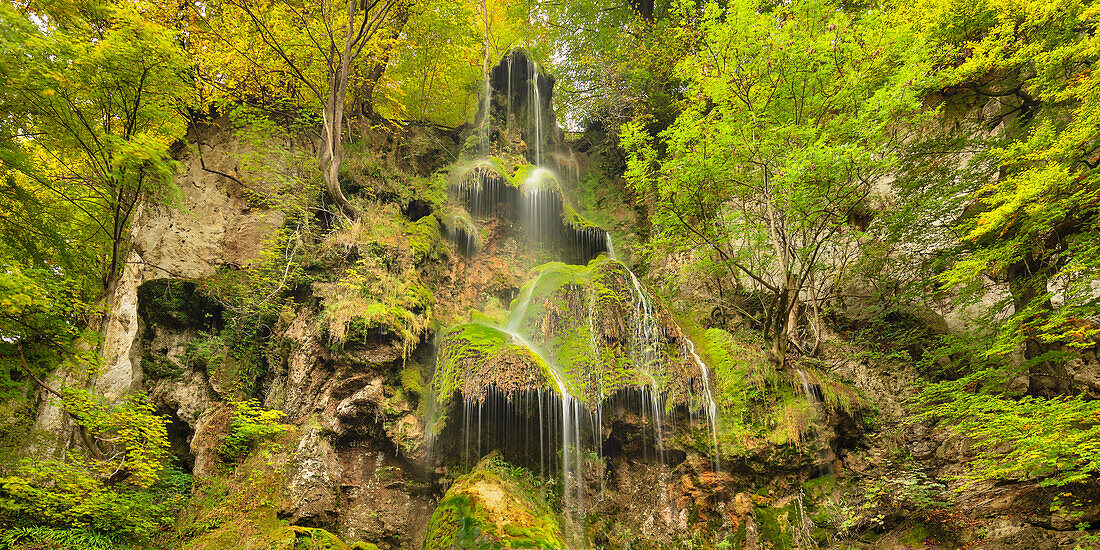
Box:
922;389;1100;488
0;268;87;401
622;0;927;366
182;333;227;372
0;462;190;542
701;328;866;455
0;0;193;297
399;366;424;396
918;0;1100;359
377;1;543;126
0;526;134;550
198;227;308;396
228;104;324;219
218;400;289;464
59;390;170;487
316;254;434;358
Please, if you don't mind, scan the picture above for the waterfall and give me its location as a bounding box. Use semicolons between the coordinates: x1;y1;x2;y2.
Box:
529;59;543;166
795;368;820;404
684;338;721;472
430;49;724;535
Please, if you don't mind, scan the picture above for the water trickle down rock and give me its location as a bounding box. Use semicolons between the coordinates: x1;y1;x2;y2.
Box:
447;161;610;264
479;48;563;166
427;259;720;515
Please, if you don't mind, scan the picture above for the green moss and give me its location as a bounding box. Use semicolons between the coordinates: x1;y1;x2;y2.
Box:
316;256;433;359
290;526;352;549
431;322;557;411
429;256;715;438
137;279;221;330
183;332;226;371
453;159;516;188
142;352;184;380
424;454;565;550
407;214;444;264
559;204;601;232
400;366;423;395
753;504;798;550
900;523;930;546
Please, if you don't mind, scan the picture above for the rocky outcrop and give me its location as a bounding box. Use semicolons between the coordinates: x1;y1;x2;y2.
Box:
32;119;286;456
282;426;340;527
423;453;566;549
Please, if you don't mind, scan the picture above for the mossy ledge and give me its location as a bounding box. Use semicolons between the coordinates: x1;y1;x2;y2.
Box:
429;257;716;427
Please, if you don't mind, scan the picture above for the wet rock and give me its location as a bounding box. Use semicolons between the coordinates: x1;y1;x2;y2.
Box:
337;450;435;549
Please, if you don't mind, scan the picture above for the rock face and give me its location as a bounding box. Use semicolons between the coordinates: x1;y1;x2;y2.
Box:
33;118;285;457
483;48;564;165
282;426;340;527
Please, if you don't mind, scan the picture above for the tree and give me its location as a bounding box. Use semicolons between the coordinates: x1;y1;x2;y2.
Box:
623;0;925;367
195;0;401;220
904;0;1100;396
0;1;193;309
533;0;687;130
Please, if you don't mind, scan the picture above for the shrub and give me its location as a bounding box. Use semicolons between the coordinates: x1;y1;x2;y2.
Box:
218;400;288;463
0;463;191;542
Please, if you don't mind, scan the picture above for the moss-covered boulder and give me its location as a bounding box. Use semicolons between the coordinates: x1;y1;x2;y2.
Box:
424;453;566;549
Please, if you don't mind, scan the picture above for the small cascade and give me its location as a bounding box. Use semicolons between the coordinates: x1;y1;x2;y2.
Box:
445;213;478;256
624;268;669;458
486;49;560;166
448;161;610;263
795;368;822;404
530;64;543;165
449;162;510;218
684;337;721;472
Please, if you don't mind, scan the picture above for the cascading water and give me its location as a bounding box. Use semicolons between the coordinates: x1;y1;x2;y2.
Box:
685;337;721;471
429;48;723;534
796;368;822;404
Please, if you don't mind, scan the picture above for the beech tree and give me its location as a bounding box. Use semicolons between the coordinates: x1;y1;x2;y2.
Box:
623;0;925;367
0;1;192;308
919;0;1100;396
195;0;401;219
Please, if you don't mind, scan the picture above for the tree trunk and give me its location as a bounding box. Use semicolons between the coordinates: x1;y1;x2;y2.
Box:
354;1;409;122
767;284;792;369
320;111;356;219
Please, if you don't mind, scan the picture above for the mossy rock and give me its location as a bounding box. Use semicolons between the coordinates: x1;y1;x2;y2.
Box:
424;454;565;549
429;257;716;426
407;213;444;264
559;204;601;232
